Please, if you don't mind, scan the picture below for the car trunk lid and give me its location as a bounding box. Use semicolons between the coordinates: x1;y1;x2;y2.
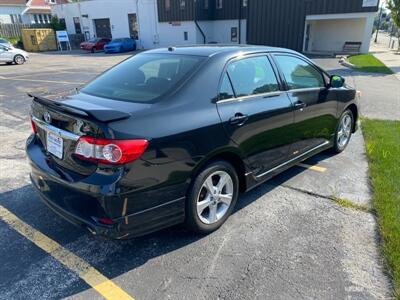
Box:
30;91;149;177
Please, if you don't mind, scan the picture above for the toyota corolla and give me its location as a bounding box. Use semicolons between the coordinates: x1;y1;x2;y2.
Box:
27;46;358;239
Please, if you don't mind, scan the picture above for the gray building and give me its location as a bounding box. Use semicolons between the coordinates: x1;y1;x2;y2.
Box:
157;0;379;54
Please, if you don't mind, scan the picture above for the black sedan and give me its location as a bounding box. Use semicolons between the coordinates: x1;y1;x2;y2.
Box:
27;46;358;239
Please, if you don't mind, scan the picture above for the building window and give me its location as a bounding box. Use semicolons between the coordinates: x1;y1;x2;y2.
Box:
10;14;15;24
128;13;139;39
180;0;186;9
184;31;188;41
216;0;222;9
204;0;209;9
18;14;22;23
243;0;248;7
38;14;43;24
165;0;170;11
59;18;66;28
73;17;82;34
33;14;38;23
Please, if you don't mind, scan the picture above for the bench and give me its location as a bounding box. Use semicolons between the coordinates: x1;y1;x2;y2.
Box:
342;41;362;54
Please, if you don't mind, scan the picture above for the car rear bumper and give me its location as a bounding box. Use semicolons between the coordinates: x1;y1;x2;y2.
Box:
26;134;186;239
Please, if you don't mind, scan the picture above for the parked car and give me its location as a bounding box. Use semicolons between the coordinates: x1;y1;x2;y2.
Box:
27;46;359;239
80;38;111;53
104;38;136;53
0;45;29;65
0;37;12;48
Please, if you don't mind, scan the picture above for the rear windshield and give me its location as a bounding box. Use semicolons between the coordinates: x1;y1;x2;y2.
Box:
81;53;204;103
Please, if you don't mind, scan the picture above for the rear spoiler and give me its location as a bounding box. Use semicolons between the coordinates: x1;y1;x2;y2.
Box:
28;93;131;122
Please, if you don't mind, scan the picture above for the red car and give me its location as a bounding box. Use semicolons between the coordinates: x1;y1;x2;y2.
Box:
80;38;111;53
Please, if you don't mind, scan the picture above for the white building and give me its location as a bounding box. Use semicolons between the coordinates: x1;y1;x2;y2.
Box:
51;0;160;49
51;0;246;49
0;0;56;25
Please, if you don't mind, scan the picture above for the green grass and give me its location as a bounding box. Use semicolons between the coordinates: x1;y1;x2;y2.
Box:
333;197;372;213
348;54;394;74
362;119;400;297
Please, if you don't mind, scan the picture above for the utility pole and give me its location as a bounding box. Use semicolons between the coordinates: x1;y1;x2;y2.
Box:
375;0;385;43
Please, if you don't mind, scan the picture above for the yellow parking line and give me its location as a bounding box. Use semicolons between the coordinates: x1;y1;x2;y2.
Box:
0;75;82;85
0;205;134;300
297;163;327;173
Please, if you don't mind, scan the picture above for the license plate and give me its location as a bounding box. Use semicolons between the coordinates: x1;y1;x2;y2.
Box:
47;131;63;159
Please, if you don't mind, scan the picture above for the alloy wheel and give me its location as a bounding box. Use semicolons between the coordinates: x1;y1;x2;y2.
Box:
14;55;24;65
196;171;234;225
337;114;352;148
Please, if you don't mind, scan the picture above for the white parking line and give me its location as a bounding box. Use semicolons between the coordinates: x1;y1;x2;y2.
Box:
0;75;83;85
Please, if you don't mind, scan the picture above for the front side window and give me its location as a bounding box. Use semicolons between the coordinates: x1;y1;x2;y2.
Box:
81;54;204;103
219;73;234;100
227;56;279;97
274;55;325;90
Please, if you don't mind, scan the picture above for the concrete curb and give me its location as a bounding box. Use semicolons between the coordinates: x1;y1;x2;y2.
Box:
339;56;355;69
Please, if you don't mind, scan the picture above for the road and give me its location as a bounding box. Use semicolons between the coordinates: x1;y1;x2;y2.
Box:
0;51;392;299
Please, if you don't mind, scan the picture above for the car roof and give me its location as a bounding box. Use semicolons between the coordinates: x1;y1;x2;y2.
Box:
145;44;298;57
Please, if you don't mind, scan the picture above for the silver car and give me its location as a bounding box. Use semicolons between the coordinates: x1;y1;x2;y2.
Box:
0;37;12;47
0;44;29;65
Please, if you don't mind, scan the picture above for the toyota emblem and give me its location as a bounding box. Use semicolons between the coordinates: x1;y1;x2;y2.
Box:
43;111;51;123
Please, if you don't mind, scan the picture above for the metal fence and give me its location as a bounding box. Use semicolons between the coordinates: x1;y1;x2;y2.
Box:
0;23;51;38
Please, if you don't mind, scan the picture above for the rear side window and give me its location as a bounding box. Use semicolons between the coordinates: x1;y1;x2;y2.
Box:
219;73;234;100
227;56;279;97
274;55;325;90
81;54;204;103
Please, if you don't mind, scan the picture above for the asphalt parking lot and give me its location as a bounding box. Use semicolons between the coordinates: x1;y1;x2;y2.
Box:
0;51;393;299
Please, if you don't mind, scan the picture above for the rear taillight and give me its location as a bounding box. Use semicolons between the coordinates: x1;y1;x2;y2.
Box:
30;117;37;133
74;136;148;165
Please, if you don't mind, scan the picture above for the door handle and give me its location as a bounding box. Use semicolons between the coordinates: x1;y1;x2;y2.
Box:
294;101;307;110
229;113;249;126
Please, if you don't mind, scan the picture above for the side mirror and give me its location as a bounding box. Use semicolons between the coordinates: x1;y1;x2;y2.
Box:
330;75;345;88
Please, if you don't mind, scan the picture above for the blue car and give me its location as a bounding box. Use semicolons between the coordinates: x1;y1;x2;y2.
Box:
104;38;136;53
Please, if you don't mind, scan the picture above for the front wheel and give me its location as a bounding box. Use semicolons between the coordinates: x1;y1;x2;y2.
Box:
14;55;25;65
333;109;354;153
185;161;239;234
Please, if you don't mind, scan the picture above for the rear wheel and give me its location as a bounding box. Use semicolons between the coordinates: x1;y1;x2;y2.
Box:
333;109;354;153
14;55;25;65
186;161;239;234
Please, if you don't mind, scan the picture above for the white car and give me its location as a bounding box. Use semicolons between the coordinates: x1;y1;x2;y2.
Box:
0;44;29;65
0;37;12;47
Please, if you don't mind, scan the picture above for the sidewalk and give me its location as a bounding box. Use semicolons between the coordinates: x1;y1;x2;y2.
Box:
370;33;400;80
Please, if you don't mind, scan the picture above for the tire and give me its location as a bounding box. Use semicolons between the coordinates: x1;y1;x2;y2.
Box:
14;55;25;65
333;109;354;153
91;47;95;53
185;160;239;234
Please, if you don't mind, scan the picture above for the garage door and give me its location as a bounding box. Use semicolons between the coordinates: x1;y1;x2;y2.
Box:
94;18;111;39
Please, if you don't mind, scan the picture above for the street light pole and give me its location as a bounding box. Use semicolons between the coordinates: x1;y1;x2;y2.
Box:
375;1;385;43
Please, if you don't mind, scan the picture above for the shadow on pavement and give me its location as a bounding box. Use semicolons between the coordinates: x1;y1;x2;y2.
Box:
0;151;334;298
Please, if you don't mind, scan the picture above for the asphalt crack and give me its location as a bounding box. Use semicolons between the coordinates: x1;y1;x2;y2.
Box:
281;184;373;214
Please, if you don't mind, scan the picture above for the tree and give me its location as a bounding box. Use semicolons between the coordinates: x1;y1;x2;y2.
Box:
387;0;400;50
49;15;66;31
